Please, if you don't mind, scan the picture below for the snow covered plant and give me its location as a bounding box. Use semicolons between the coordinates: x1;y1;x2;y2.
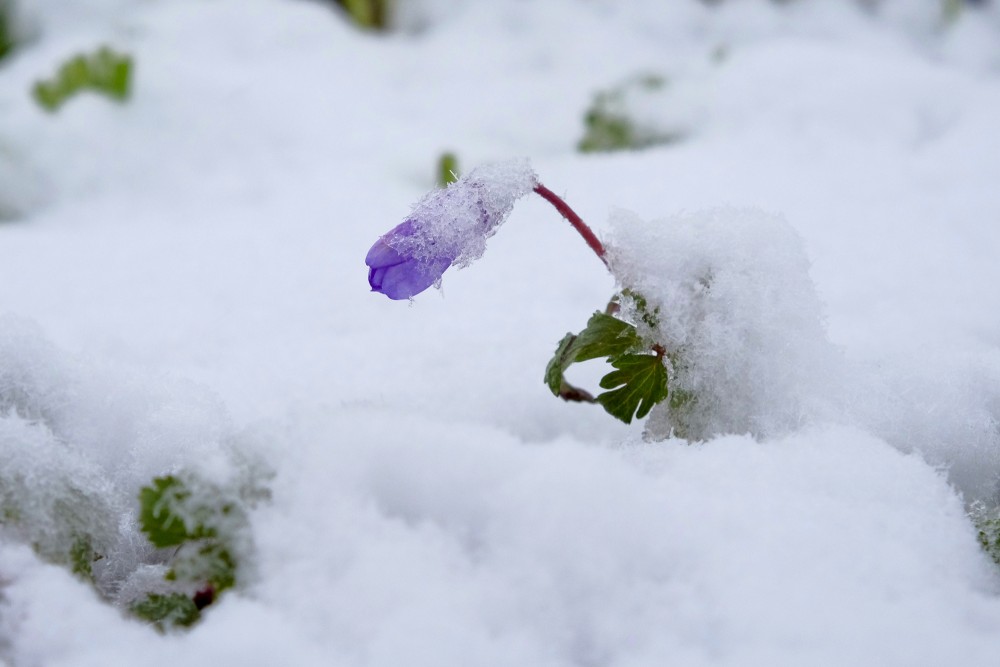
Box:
366;159;834;438
129;473;255;630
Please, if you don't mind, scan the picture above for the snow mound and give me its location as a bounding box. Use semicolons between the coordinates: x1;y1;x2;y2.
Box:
0;316;234;486
851;350;1000;506
0;315;263;602
0;412;124;575
609;207;841;441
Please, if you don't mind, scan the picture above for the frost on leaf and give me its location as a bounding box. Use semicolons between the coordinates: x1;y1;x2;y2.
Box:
971;502;1000;568
0;414;122;580
138;474;245;595
139;476;217;548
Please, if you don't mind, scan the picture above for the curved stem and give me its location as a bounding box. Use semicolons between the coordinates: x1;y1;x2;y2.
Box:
533;183;609;269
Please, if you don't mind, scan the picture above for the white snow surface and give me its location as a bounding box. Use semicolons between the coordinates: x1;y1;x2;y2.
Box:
1;0;1000;664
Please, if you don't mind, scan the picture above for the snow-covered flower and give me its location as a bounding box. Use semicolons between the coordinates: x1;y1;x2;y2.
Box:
365;219;453;300
365;159;538;300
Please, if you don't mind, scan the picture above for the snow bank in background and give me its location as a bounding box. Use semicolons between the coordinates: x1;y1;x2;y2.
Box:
609;207;841;441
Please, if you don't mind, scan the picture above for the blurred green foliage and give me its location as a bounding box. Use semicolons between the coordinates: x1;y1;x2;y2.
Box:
336;0;390;30
943;0;963;22
437;151;459;187
32;46;133;112
131;593;201;631
0;0;14;62
578;74;682;153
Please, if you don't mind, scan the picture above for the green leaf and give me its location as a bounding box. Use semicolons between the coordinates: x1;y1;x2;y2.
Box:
339;0;389;30
62;56;89;90
32;82;60;112
577;73;682;153
437;152;459;187
974;507;1000;569
31;46;133;112
544;306;671;423
545;332;578;395
131;593;200;630
138;472;245;611
69;535;98;581
571;311;642;361
621;288;660;329
0;1;16;62
167;541;237;592
544;311;642;402
139;476;215;548
596;353;669;424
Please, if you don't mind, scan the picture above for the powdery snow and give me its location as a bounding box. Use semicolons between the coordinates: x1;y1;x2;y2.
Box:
608;207;841;441
1;0;1000;665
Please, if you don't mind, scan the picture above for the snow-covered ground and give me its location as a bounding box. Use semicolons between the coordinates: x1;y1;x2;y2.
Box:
2;0;1000;664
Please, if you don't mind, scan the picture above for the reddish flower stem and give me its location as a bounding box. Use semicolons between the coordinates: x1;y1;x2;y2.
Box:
533;183;609;269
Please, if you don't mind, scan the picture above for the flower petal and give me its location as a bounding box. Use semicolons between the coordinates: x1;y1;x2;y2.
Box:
375;256;451;300
365;237;407;270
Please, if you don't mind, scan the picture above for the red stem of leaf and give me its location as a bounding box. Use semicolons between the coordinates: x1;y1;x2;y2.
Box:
533;183;609;269
193;586;215;610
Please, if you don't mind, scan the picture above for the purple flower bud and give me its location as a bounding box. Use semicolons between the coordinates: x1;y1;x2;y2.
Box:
366;219;454;300
366;159;538;300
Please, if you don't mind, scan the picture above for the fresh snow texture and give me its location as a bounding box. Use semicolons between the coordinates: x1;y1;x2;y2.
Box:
2;0;1000;665
609;207;841;441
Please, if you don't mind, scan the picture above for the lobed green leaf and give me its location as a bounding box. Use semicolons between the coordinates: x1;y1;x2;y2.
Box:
167;541;237;593
31;46;133;112
596;353;670;423
138;476;215;548
544;305;670;423
571;311;642;361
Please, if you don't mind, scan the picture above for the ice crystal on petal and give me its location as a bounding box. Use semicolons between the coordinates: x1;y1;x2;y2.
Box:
366;159;537;299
